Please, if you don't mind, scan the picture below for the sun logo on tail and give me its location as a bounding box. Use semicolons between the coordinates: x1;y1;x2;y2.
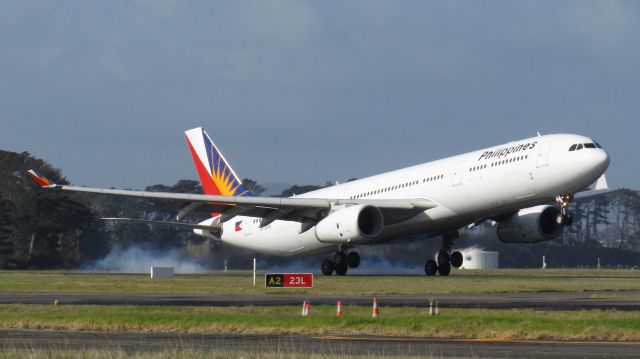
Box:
186;127;253;198
210;146;246;196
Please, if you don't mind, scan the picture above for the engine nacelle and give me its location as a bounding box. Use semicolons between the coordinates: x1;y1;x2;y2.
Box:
497;205;563;244
315;205;384;243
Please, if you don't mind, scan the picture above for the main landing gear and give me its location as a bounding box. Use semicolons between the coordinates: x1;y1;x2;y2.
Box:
425;231;464;276
321;250;360;276
556;194;574;226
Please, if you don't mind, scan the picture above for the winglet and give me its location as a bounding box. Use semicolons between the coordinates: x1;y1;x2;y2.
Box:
595;174;609;191
27;169;55;188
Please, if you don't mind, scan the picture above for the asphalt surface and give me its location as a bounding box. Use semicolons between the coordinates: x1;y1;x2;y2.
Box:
1;290;639;310
1;329;639;358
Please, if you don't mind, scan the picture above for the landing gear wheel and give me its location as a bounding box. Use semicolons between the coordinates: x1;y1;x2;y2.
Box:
425;259;438;276
334;262;348;276
437;251;449;266
347;252;360;268
450;251;463;268
555;212;564;226
562;213;573;226
321;259;334;276
438;261;451;276
334;252;347;267
437;251;451;276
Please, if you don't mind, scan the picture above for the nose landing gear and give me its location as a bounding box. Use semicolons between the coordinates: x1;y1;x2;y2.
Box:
556;194;574;226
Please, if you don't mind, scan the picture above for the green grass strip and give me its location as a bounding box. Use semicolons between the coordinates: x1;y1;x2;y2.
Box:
2;269;640;295
1;304;639;341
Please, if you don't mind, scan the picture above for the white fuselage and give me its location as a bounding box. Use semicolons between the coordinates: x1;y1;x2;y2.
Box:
207;134;609;256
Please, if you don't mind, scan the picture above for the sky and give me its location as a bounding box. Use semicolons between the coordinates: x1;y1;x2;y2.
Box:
1;1;639;189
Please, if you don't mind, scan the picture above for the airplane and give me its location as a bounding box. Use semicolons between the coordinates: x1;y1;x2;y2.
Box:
28;128;610;276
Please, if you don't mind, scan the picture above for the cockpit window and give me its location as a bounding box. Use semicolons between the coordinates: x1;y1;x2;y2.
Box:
569;142;603;152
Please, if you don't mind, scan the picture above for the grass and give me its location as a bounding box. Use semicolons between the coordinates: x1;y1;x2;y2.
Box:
1;269;640;295
1;304;639;341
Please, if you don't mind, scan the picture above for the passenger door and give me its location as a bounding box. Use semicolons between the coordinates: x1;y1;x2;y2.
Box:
536;141;552;168
452;161;466;187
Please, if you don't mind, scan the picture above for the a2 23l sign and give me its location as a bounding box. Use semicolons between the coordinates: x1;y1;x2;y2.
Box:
265;273;313;288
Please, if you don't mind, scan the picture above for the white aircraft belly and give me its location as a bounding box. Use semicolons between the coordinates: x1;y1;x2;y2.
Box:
221;219;333;256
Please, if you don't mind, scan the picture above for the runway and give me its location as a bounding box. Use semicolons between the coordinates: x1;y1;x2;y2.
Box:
1;290;639;310
1;329;638;358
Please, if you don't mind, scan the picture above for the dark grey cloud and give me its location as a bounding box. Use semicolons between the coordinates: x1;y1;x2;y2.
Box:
1;1;638;188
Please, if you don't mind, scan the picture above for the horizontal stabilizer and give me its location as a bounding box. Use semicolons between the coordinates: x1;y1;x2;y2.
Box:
27;170;55;188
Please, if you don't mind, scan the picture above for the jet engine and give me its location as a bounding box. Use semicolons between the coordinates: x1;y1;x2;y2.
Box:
315;205;384;244
497;205;563;244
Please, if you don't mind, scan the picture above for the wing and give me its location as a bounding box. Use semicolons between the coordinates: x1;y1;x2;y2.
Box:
27;170;438;228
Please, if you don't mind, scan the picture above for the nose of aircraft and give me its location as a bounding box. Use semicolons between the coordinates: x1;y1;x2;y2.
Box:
593;149;610;173
569;146;610;180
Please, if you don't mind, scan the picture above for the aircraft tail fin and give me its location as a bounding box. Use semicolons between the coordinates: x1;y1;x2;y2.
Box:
185;127;253;197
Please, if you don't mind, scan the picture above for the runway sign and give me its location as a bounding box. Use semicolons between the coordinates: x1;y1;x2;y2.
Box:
265;273;313;288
